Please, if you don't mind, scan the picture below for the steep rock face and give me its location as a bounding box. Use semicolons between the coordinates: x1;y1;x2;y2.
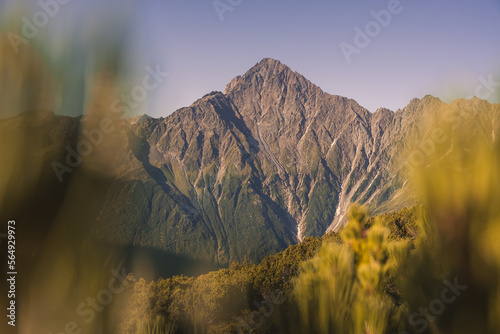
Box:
96;91;298;264
221;59;385;236
95;59;402;264
13;59;498;267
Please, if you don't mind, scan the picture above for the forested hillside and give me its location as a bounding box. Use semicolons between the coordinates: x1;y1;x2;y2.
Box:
119;206;419;333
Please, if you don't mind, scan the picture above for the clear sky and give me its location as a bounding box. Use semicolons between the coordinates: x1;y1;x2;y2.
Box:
3;0;500;117
135;0;500;117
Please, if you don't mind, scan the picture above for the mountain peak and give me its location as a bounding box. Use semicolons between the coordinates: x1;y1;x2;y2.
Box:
253;57;287;70
223;58;305;95
250;57;292;76
257;57;284;66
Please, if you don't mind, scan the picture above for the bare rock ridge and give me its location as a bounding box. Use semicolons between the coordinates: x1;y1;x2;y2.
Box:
94;58;500;265
7;58;497;267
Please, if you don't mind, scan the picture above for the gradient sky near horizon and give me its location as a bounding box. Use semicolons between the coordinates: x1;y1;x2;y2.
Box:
137;0;500;117
3;0;500;117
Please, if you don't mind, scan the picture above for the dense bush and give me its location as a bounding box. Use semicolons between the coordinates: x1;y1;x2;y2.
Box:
119;205;419;333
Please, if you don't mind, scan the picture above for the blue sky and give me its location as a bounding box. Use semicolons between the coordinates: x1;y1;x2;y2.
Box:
135;0;500;116
3;0;500;117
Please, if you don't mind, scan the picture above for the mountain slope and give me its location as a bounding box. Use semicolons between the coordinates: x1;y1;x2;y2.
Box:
7;59;498;267
92;59;396;264
95;59;500;265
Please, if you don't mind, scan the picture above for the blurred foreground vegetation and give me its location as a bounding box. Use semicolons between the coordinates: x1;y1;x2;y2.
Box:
1;3;499;332
120;206;419;333
123;120;500;334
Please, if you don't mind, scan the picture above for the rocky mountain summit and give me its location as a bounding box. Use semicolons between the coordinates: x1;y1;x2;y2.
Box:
6;58;497;267
96;59;398;263
94;58;500;265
